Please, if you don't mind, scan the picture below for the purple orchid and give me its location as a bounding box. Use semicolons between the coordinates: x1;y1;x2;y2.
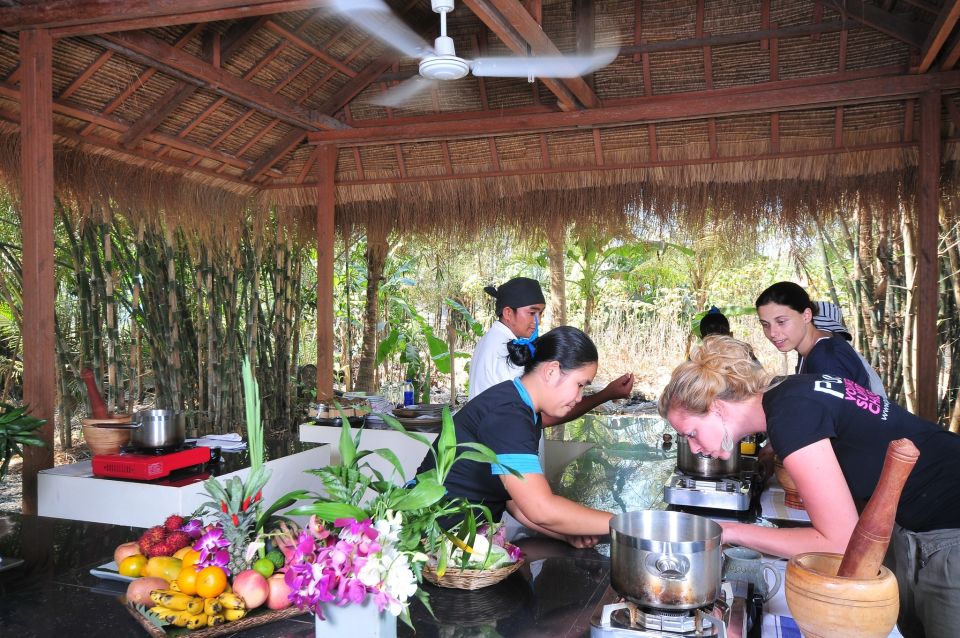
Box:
193;525;231;572
180;518;204;539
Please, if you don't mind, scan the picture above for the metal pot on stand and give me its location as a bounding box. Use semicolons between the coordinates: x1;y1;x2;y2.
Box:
91;409;186;452
609;510;722;610
676;436;741;478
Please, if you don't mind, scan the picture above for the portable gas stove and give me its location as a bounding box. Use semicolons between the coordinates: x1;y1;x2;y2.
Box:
591;580;758;638
92;445;211;480
662;471;754;511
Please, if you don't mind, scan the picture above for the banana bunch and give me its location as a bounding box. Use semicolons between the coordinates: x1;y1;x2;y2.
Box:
148;589;247;630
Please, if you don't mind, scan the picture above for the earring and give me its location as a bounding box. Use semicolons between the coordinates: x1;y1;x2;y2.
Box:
720;420;735;453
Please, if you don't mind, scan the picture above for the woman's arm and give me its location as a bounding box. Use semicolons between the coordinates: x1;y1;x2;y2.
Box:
500;472;613;536
719;438;860;558
505;502;603;548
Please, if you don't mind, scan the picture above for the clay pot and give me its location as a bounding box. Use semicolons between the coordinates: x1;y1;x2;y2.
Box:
786;552;899;638
774;458;804;510
82;416;132;455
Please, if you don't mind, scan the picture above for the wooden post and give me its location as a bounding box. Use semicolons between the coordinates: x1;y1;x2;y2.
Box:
316;144;336;400
917;90;941;421
19;29;56;514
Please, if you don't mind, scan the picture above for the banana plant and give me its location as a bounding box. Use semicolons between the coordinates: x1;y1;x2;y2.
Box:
0;402;45;481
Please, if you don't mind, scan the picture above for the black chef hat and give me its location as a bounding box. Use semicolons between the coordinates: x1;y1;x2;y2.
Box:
483;277;545;316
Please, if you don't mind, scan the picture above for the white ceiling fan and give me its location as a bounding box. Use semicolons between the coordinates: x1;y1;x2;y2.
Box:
330;0;619;107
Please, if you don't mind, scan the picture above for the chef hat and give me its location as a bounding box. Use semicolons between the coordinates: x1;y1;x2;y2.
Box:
812;301;852;340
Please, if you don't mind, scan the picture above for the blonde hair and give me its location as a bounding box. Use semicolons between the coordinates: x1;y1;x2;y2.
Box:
658;336;771;417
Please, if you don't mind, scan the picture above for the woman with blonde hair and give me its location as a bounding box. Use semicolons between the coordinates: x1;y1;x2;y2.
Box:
658;336;960;638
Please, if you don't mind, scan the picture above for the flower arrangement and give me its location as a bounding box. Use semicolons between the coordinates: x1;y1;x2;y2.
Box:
262;407;521;627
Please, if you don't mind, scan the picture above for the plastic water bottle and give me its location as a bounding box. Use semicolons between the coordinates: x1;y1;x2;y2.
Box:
403;380;415;407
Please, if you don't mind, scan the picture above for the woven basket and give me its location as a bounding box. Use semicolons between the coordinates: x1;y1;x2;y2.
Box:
422;547;523;590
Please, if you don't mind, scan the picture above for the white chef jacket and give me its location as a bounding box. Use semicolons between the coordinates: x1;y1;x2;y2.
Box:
468;320;523;400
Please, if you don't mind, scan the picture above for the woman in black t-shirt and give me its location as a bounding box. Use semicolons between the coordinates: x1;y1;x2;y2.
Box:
416;326;613;548
658;336;960;638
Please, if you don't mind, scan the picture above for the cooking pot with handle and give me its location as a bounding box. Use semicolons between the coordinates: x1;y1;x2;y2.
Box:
92;409;185;452
609;510;722;610
676;436;741;478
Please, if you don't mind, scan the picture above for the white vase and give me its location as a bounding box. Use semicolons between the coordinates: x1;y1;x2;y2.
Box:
314;598;397;638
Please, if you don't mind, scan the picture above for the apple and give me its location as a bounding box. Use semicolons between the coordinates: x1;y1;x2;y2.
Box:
232;569;269;609
114;541;141;566
267;572;293;610
126;577;169;607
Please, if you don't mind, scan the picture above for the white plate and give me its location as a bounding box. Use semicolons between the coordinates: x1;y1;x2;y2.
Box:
89;560;134;583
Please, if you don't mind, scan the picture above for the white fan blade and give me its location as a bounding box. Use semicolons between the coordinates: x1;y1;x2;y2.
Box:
329;0;434;60
471;47;619;78
367;76;437;108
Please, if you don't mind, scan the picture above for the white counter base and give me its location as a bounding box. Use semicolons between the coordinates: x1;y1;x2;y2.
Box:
38;445;330;528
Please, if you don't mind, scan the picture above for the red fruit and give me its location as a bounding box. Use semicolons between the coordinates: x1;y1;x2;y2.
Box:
150;540;176;557
138;537;152;556
167;531;190;551
144;525;166;543
164;515;185;532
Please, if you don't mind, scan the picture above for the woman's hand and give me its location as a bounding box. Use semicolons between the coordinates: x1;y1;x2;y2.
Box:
564;534;601;549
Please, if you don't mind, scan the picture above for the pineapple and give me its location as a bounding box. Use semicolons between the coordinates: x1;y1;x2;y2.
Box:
200;465;271;575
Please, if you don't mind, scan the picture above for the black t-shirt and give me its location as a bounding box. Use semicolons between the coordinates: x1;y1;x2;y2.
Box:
796;335;871;390
416;380;542;522
763;374;960;532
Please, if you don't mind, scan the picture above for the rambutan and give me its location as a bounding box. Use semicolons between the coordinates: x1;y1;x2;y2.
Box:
164;515;185;532
144;525;166;543
150;540;176;557
167;530;190;551
138;537;152;556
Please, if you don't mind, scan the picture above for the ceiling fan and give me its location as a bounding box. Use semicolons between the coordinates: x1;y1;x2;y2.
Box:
330;0;619;107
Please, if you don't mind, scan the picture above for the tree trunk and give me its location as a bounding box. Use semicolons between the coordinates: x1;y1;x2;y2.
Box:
355;224;390;393
547;221;567;327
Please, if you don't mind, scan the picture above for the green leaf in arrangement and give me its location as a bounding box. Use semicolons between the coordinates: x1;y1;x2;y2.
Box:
285;501;367;522
390;479;446;511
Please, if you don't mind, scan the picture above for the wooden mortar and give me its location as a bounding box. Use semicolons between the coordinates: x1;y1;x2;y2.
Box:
786;552;899;638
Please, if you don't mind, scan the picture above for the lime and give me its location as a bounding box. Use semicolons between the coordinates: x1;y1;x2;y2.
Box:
252;557;275;578
265;549;285;569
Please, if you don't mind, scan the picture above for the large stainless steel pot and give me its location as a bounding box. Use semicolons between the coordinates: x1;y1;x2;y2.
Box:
609;510;722;610
94;409;185;452
676;437;741;478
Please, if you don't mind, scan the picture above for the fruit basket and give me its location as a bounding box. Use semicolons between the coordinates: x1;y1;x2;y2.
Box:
127;603;304;637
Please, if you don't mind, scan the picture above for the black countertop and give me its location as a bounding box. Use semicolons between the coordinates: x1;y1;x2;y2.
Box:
0;411;687;637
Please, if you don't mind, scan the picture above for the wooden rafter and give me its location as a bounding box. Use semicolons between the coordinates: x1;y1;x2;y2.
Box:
242;128;307;180
268;137;942;188
462;0;580;110
87;30;349;131
311;68;960;146
917;0;960;72
0;0;323;37
0;80;280;178
816;0;927;49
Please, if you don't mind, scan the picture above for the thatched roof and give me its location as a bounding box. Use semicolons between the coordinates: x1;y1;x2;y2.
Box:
1;0;958;236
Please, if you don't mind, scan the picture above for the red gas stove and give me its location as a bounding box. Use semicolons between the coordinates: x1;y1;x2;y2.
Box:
92;446;211;480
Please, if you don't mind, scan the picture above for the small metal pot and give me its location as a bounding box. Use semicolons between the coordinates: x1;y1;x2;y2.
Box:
610;510;722;610
94;409;185;452
676;437;741;478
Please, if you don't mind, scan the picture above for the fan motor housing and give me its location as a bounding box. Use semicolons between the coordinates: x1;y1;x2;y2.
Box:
420;55;470;81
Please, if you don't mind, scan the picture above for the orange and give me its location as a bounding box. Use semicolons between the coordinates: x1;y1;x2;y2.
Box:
176;565;200;596
173;546;192;560
118;554;147;578
195;565;228;599
180;549;201;570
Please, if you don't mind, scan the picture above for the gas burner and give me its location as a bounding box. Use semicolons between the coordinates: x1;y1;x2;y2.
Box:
663;470;753;511
592;582;750;638
92;446;211;480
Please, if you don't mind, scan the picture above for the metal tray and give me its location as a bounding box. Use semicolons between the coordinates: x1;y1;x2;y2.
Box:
90;560;135;583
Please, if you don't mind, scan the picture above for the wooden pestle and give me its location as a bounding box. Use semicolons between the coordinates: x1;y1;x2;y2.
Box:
80;367;109;419
837;438;920;578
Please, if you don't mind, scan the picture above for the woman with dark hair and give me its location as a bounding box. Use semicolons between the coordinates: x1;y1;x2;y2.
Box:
658;336;960;638
416;326;613;548
755;281;874;390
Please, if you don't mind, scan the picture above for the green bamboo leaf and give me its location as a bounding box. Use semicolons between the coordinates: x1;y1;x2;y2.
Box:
390;479;446;511
338;417;357;469
369;447;407;482
258;489;314;529
285;502;366;522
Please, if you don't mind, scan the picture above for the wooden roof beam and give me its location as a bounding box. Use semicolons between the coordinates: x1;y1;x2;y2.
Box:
472;0;602;108
242;127;307;180
121;83;195;149
815;0;926;49
621;20;857;55
309;69;960;145
87;30;348;131
917;0;960;72
462;0;580;110
0;0;324;37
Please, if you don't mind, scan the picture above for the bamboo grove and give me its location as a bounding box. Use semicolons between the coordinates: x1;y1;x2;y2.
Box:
0;194;309;445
